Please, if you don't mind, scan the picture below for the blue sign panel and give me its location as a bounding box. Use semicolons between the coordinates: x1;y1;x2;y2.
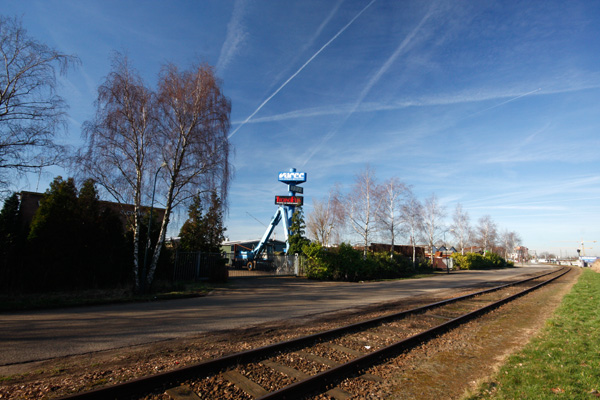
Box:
278;171;306;184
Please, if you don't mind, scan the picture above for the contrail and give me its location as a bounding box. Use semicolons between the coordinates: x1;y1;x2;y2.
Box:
228;0;377;139
300;4;433;168
349;6;433;116
473;88;542;116
217;0;248;72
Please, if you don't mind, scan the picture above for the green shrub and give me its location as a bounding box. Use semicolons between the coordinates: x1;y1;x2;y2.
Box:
302;242;418;281
451;251;512;270
334;243;363;281
302;242;332;280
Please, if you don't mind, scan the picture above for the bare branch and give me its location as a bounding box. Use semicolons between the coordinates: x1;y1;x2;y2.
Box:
0;16;78;186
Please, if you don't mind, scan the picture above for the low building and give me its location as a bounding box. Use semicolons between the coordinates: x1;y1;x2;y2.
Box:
18;191;166;231
424;246;458;270
221;239;286;256
512;246;529;263
367;243;426;257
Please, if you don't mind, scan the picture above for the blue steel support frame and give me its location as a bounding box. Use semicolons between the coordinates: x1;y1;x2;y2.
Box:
248;168;305;260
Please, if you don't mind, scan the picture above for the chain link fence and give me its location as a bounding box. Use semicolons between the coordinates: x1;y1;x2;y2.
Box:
173;251;307;281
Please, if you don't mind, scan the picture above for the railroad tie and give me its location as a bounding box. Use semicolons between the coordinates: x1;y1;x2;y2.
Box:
323;342;365;357
261;358;353;400
295;349;340;367
165;385;201;400
320;343;384;382
261;359;309;380
222;370;269;398
427;313;454;321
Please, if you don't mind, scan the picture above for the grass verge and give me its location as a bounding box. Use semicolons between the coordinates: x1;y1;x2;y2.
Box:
466;268;600;399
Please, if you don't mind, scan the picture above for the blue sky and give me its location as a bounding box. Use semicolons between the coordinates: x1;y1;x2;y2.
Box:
4;0;600;257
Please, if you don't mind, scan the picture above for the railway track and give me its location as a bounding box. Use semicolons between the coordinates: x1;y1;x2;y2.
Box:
58;267;570;400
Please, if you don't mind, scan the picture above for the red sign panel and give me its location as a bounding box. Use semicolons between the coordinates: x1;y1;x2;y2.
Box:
274;195;303;206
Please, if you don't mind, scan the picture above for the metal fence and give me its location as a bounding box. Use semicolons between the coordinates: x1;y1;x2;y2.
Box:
173;251;307;281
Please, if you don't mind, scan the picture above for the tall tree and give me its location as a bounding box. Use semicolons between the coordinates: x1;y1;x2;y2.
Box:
0;193;20;248
401;193;423;269
148;63;231;285
377;177;409;257
306;188;342;247
78;53;155;292
476;215;498;253
179;194;205;252
0;16;78;189
288;206;310;255
500;230;521;260
201;191;226;253
421;193;446;267
76;178;129;287
345;165;381;258
28;176;80;289
450;203;470;255
78;57;231;292
179;191;226;253
0;192;24;290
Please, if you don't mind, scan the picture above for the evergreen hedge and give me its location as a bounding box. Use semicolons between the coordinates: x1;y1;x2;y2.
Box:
450;251;514;270
302;242;427;281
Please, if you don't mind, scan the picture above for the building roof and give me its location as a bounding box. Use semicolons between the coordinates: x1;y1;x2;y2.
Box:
222;239;285;246
18;191;166;229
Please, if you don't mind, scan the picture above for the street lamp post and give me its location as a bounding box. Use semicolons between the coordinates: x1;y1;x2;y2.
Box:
142;163;166;293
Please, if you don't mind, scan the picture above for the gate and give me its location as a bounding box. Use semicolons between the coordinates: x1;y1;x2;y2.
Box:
173;251;306;280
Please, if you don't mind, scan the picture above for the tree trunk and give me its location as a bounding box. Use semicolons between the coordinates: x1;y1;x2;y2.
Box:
146;175;175;288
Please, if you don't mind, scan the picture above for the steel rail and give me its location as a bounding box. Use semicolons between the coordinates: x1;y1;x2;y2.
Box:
258;267;570;400
57;267;567;400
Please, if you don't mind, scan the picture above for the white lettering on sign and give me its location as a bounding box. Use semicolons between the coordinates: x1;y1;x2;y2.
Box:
278;171;306;182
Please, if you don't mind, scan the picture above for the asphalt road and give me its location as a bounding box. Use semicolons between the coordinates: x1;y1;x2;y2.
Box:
0;265;557;367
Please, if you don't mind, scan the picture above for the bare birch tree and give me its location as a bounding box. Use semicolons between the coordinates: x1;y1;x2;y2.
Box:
500;230;521;260
476;214;498;253
421;193;446;267
78;56;231;292
0;16;78;188
146;63;231;285
307;188;342;247
377;177;409;257
345;165;381;258
401;193;423;269
78;53;156;292
450;203;470;255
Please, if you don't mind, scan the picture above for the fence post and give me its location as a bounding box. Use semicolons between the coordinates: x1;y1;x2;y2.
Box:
294;254;299;276
173;250;180;282
195;251;202;281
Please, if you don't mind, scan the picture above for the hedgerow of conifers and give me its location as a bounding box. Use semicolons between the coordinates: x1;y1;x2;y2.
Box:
302;242;429;281
450;251;514;270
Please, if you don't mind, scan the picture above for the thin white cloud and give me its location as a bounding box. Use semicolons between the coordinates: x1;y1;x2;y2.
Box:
349;5;435;116
459;88;542;121
233;88;541;125
228;0;377;139
270;0;345;89
299;6;436;167
459;175;600;211
473;205;566;211
217;0;248;72
233;73;600;126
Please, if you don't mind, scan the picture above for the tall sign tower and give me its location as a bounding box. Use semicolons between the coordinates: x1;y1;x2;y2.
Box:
276;168;306;252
